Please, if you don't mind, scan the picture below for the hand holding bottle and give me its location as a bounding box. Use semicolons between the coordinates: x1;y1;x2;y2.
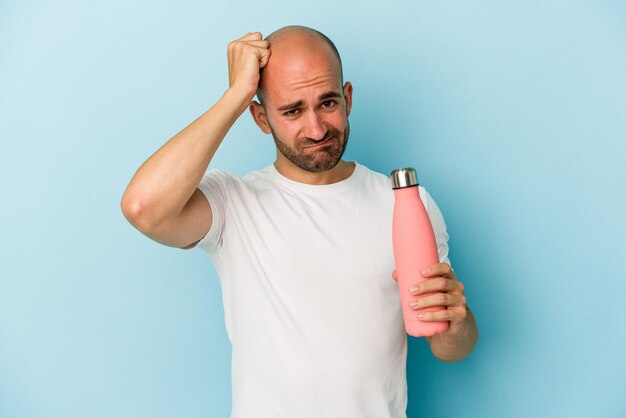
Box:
391;262;469;340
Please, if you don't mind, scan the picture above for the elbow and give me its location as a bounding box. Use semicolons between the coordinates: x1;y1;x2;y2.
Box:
121;190;139;218
121;193;136;219
121;192;150;230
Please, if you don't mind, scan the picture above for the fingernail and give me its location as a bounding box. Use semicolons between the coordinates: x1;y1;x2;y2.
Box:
409;286;418;295
417;313;427;319
421;268;431;275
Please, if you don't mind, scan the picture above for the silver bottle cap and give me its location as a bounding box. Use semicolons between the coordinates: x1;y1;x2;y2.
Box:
390;167;419;189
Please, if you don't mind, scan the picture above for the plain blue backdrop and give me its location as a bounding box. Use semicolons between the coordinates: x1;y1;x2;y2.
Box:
1;1;625;417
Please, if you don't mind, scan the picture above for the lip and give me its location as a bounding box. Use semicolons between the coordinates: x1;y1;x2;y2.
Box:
306;136;335;148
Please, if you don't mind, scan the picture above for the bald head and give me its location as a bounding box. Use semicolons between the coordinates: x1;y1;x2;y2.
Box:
255;25;344;107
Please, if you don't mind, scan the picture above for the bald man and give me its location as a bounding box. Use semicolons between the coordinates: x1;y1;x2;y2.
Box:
121;25;478;418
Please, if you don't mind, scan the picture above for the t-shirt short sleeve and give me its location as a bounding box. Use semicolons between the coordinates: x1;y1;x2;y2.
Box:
422;187;453;271
193;169;230;254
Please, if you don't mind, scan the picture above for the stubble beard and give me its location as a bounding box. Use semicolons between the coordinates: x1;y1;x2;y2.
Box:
270;121;350;173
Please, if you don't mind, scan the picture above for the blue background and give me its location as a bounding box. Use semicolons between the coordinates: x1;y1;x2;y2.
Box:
1;1;625;417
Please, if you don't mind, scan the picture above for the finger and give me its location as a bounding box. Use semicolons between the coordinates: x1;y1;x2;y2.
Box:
391;270;398;282
240;31;263;40
242;40;269;48
409;291;461;310
228;40;268;55
227;42;272;68
258;47;272;68
417;306;467;322
421;262;453;278
228;33;264;53
410;277;456;295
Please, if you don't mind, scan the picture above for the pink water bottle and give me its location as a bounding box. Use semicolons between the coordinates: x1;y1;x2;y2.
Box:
391;167;449;337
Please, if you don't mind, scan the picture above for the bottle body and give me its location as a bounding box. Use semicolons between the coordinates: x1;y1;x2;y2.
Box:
392;186;449;337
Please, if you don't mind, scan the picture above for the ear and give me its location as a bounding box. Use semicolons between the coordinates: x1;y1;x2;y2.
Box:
249;101;272;134
343;81;353;118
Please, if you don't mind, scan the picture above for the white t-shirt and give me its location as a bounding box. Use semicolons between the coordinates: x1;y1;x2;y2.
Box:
194;160;452;418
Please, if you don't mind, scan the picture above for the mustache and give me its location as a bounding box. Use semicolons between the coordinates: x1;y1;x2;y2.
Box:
303;132;338;146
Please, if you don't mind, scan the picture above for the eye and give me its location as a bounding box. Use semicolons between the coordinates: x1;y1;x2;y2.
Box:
322;100;337;108
284;109;299;116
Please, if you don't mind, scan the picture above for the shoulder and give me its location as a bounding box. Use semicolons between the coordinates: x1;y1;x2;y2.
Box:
356;163;394;188
200;168;236;181
200;167;276;195
418;185;431;210
360;163;436;210
357;164;435;205
199;168;239;190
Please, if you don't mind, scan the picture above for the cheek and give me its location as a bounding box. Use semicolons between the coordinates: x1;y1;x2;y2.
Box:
275;122;301;144
284;124;301;140
328;113;347;130
330;107;348;122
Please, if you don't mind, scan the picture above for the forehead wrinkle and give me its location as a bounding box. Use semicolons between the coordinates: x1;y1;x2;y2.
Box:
286;72;336;90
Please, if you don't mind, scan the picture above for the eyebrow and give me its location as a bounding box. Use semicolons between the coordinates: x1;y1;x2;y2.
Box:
276;91;342;111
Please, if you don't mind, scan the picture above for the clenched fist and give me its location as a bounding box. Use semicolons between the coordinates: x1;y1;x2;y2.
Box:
227;32;271;103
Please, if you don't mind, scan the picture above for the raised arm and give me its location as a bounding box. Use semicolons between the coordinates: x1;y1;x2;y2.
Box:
120;32;271;249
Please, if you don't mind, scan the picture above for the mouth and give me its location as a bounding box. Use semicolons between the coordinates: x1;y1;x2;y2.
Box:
306;136;335;148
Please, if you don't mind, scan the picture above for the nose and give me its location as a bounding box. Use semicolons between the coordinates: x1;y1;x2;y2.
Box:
303;110;327;141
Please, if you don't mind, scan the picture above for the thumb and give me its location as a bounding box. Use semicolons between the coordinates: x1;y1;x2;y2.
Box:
259;48;271;68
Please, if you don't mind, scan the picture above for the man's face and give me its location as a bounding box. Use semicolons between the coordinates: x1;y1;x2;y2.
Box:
266;96;350;173
250;42;353;173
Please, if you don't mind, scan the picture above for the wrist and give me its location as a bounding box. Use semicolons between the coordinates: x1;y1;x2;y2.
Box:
225;85;254;104
220;87;254;117
438;314;471;346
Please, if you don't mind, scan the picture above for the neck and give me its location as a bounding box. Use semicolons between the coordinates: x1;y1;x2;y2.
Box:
273;159;355;185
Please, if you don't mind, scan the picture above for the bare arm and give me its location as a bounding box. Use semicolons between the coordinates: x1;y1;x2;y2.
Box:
120;32;271;248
